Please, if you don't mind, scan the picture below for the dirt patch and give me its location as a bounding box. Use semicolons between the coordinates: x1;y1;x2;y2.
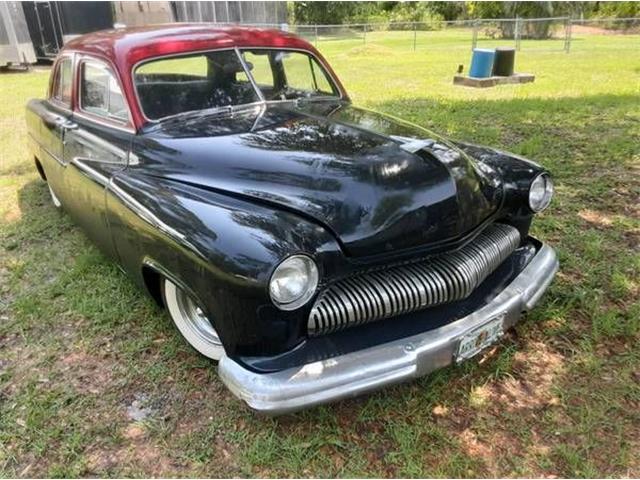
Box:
84;440;177;477
572;24;640;36
347;43;395;57
578;209;614;227
482;342;564;413
59;350;114;395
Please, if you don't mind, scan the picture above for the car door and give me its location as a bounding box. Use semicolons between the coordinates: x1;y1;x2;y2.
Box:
38;54;74;201
61;57;134;259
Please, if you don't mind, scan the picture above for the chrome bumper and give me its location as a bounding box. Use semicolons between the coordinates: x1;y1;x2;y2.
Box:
219;243;558;415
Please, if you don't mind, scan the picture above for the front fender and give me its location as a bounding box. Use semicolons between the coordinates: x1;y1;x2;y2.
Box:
106;170;340;357
453;141;548;209
453;141;549;238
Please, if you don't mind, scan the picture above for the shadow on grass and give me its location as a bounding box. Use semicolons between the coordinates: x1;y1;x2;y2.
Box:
10;178;186;354
368;93;638;166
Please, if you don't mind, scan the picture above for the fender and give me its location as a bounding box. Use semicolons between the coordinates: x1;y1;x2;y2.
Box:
106;169;341;356
453;141;549;238
453;140;548;209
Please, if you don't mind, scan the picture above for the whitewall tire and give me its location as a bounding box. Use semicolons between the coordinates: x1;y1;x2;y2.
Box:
48;184;62;208
162;278;224;360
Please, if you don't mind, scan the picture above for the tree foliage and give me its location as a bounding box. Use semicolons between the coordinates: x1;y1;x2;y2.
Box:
592;1;639;18
289;1;638;25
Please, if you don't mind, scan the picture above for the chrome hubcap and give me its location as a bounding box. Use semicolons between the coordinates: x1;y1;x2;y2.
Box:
174;287;221;347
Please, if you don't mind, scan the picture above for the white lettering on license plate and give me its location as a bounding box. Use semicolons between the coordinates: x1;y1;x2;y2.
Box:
456;314;505;363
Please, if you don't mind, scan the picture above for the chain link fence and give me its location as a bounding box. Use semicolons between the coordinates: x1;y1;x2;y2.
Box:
216;17;640;54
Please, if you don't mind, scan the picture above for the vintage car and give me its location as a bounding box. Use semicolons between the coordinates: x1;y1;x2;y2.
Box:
26;25;558;414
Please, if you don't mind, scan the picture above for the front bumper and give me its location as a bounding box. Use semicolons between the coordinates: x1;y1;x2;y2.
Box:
219;243;558;415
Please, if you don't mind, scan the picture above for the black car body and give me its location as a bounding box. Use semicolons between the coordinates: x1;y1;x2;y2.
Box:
26;25;558;413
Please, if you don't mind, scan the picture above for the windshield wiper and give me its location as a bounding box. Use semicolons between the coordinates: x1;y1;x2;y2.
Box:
157;104;261;126
161;105;233;123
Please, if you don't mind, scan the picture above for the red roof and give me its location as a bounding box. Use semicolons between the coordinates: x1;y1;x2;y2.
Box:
62;25;345;129
64;24;317;69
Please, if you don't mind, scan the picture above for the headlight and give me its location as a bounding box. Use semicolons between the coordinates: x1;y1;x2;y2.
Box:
269;255;319;310
528;173;554;212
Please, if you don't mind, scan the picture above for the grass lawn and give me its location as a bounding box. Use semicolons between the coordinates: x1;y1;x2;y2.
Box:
1;32;639;478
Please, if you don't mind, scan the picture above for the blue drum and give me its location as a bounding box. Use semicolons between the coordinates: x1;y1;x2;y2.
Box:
469;48;495;78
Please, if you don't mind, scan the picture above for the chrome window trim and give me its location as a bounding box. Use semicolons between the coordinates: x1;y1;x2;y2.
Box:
49;53;75;112
131;46;345;126
76;55;136;133
73;110;136;135
234;46;265;102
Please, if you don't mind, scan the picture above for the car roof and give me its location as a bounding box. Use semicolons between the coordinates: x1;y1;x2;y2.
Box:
59;24;346;131
63;24;315;69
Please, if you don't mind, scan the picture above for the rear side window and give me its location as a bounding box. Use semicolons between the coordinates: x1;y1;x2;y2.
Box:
51;57;73;106
80;61;129;123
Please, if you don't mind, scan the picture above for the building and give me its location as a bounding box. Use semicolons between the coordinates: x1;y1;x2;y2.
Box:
0;1;36;67
17;1;288;62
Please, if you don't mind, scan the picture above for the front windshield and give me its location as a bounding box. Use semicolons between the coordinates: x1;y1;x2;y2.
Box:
134;49;340;121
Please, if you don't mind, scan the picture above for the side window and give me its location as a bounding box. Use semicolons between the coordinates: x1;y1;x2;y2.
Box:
80;62;129;123
51;57;73;106
280;53;335;95
310;59;334;94
240;49;338;100
242;51;274;88
279;53;314;91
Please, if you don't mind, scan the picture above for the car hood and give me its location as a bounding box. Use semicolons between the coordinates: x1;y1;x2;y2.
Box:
139;101;503;257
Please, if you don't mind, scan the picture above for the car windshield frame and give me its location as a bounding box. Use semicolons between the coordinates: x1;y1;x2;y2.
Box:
132;47;343;124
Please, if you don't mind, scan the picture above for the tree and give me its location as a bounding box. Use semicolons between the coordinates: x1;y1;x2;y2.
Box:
593;1;639;18
424;2;467;21
467;1;557;39
291;2;376;24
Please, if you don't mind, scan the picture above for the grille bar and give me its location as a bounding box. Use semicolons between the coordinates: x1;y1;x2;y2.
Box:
308;223;521;336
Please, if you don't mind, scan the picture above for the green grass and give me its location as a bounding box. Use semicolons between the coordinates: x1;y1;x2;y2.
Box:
1;31;639;478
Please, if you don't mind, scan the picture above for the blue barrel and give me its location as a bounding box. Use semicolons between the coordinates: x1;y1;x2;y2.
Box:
469;48;495;78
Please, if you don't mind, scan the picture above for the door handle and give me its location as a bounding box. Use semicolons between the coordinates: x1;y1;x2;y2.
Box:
61;121;77;147
42;114;64;127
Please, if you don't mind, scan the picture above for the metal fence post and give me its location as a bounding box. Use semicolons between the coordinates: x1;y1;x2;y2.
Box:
515;16;521;51
471;20;478;51
363;23;367;44
413;22;417;51
564;17;572;53
314;24;318;46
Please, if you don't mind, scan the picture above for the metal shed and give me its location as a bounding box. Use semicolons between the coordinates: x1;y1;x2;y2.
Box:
172;1;287;25
22;1;114;60
0;1;36;67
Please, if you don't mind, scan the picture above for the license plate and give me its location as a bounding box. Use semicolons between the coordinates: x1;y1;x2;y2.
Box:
456;315;505;363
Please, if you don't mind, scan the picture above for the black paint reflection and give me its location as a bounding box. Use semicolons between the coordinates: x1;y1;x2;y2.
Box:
138;101;503;256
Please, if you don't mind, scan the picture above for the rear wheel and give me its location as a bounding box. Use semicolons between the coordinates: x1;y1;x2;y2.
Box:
162;278;224;360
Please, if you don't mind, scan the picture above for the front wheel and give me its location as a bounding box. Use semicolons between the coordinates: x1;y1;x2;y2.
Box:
162;278;224;360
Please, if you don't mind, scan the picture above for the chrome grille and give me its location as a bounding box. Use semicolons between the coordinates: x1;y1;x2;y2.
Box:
308;223;521;336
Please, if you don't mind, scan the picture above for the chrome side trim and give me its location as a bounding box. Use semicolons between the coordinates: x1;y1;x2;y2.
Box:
218;242;558;415
308;223;520;335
